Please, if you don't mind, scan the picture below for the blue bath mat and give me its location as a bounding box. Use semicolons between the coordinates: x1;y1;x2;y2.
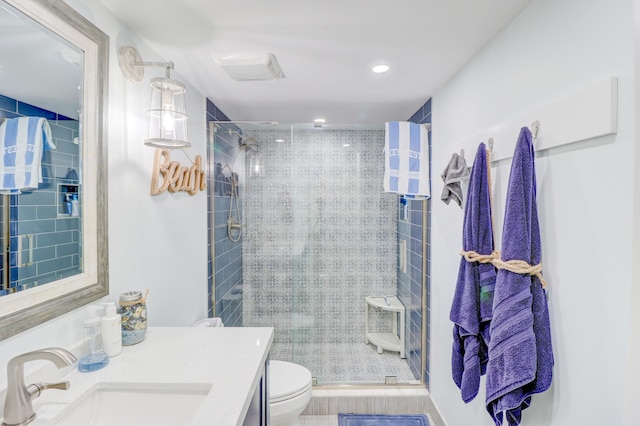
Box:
338;413;430;426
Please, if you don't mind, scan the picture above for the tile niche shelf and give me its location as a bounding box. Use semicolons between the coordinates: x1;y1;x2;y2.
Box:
57;183;79;218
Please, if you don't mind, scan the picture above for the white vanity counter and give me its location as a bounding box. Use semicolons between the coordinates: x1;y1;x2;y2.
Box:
23;326;274;426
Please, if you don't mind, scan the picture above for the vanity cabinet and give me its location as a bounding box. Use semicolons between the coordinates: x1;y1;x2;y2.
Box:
14;327;274;426
243;359;268;425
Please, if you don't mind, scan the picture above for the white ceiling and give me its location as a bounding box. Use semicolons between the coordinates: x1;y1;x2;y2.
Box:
0;3;81;119
5;0;532;126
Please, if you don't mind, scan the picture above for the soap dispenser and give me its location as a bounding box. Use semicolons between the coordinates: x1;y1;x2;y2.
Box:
101;302;122;357
65;194;72;216
71;194;79;217
78;313;109;372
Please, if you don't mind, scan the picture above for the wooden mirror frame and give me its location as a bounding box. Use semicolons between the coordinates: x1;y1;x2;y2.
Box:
0;0;109;340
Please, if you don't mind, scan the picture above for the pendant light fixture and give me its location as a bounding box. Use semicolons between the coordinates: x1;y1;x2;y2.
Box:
117;46;190;149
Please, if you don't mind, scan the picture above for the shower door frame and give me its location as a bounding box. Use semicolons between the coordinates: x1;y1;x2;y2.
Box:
206;119;430;388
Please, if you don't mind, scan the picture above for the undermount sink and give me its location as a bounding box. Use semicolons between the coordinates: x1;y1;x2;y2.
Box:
51;384;211;426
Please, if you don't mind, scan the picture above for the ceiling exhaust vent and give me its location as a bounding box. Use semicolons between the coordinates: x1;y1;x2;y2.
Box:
216;53;285;81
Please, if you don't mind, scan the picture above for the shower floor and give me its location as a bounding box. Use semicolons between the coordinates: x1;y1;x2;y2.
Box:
269;341;420;385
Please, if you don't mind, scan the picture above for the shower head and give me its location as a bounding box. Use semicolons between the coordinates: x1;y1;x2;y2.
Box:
239;136;259;151
226;127;259;151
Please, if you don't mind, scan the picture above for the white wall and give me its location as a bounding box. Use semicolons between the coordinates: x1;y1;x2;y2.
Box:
0;0;208;387
430;0;635;424
625;2;640;424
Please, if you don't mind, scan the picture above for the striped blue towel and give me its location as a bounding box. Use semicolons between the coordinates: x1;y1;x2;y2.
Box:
0;117;55;194
384;121;430;199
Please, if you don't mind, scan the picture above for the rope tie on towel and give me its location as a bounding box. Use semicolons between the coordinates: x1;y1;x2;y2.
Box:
459;250;548;289
459;146;547;289
460;250;499;264
492;257;548;289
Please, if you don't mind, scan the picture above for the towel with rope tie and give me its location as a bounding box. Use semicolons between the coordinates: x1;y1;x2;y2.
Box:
485;127;553;426
449;142;496;403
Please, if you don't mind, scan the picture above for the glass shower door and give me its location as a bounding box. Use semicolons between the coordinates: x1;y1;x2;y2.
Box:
238;122;424;385
289;124;415;385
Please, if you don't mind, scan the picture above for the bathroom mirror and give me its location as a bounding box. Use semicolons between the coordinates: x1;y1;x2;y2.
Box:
0;0;108;340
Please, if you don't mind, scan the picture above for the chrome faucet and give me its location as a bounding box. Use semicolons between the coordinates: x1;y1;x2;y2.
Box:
2;348;77;426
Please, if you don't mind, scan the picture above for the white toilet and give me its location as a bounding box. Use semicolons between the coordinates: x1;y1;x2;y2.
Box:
268;360;313;426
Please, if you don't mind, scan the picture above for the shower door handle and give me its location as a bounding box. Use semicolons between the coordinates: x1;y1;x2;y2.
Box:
17;234;33;268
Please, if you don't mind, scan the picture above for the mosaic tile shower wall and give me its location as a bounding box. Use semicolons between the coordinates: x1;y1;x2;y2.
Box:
242;129;398;351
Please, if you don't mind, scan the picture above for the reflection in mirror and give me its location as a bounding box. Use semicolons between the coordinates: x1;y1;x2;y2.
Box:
0;0;108;340
0;2;83;294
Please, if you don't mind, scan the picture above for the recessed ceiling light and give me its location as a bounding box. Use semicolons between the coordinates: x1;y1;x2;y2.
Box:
342;144;351;147
372;64;390;74
275;139;284;142
314;118;325;128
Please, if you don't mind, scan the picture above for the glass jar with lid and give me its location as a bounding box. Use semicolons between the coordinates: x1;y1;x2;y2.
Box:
118;290;148;345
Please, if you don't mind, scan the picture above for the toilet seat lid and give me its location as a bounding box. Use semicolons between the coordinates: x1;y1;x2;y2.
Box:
269;360;312;403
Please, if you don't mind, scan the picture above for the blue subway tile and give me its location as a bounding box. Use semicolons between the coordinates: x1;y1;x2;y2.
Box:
206;98;216;116
214;106;230;122
48;152;74;168
410;237;422;254
410;224;422;240
54;138;80;155
55;116;79;127
17;206;37;221
36;230;73;247
18;219;55;234
17;102;56;120
50;123;73;142
15;264;37;280
32;246;55;262
410;208;422;225
36;256;73;274
56;217;80;231
0;110;18;121
0;94;17;112
17;189;56;206
56;242;80;257
37;206;57;220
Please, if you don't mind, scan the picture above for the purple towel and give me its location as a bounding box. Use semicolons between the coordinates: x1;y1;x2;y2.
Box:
450;143;496;403
485;127;553;425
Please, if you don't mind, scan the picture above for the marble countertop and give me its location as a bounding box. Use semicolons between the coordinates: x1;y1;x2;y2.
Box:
21;326;274;426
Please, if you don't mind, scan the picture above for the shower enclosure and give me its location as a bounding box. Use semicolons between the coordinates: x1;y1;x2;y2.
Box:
208;118;427;386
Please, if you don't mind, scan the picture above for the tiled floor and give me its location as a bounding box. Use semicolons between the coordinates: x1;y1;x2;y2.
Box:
270;341;419;384
299;416;339;425
295;388;439;426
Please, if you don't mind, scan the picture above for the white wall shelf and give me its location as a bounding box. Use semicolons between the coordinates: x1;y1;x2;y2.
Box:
57;183;78;218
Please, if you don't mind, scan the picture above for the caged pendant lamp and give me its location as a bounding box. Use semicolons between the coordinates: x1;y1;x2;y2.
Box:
117;45;190;148
146;76;189;148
